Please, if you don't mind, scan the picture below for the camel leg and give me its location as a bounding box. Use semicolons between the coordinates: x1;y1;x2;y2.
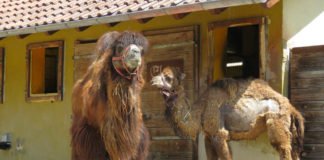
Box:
71;118;106;160
210;129;232;160
203;100;231;159
133;126;150;160
205;136;218;160
266;114;292;160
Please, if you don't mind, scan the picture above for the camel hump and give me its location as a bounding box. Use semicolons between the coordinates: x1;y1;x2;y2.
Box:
211;78;253;91
216;78;270;88
212;78;239;89
251;78;269;85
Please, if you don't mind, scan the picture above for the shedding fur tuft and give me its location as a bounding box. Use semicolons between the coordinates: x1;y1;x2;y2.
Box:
290;108;304;159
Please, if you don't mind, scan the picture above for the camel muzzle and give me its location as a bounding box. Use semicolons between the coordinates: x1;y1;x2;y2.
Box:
112;44;142;80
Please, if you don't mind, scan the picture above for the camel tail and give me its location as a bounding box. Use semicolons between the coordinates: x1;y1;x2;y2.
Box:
290;108;304;159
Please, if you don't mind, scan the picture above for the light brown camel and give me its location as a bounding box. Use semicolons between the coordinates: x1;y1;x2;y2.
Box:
151;67;304;160
71;31;150;160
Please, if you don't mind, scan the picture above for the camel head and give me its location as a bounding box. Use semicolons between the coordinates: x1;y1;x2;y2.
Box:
96;31;148;80
112;44;143;71
111;32;148;79
151;66;185;97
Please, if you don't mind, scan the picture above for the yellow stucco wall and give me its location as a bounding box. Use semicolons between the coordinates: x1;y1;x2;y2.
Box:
0;2;282;160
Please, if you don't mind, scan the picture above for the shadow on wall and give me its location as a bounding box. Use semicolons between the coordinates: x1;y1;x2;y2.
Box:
283;0;324;47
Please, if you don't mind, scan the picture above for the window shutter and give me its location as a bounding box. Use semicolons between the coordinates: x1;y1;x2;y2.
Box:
73;41;97;82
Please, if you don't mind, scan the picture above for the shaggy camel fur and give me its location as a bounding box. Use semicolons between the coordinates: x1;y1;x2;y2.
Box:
151;67;304;160
71;31;150;160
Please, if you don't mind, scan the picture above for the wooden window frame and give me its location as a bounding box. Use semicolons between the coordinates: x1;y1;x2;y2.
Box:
208;17;268;82
26;40;64;102
0;48;4;103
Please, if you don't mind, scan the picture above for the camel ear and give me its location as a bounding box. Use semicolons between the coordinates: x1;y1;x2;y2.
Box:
96;31;121;57
180;73;186;80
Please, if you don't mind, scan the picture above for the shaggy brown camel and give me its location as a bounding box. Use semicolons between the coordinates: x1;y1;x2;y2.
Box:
151;67;304;160
71;31;150;160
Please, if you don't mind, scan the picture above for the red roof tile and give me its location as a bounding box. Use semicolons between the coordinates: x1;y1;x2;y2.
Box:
0;0;269;37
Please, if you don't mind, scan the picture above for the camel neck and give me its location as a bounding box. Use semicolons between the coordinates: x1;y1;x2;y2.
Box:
164;88;200;139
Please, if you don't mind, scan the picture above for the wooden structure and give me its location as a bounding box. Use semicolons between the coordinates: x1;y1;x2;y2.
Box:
142;26;199;159
289;45;324;159
0;0;283;159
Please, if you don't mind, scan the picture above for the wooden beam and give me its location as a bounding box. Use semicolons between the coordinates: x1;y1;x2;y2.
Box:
107;22;120;27
172;12;190;20
18;34;30;39
46;30;59;35
262;0;280;8
209;8;227;15
76;26;90;32
137;17;153;24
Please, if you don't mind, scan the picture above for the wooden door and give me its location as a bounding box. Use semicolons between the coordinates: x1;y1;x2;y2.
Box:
142;26;199;160
289;45;324;159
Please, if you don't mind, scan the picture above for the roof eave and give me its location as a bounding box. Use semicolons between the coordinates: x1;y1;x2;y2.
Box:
0;0;267;38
